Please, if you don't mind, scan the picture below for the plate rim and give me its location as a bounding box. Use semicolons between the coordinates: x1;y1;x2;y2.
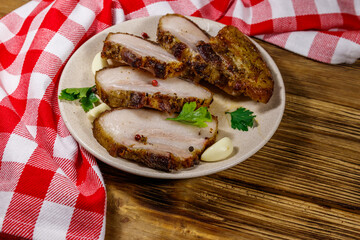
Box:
58;15;285;179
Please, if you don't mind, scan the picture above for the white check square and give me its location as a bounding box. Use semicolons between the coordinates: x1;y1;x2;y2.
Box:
0;22;15;43
53;134;77;159
112;8;125;25
44;33;74;63
27;72;52;99
2;134;37;164
355;0;360;15
14;1;40;18
26;125;37;139
285;31;317;56
0;87;6;102
233;0;253;24
146;2;174;16
332;37;360;64
0;71;20;96
0;191;14;231
68;4;95;31
0;191;14;232
33;201;74;240
314;0;341;14
268;0;296;18
190;0;211;9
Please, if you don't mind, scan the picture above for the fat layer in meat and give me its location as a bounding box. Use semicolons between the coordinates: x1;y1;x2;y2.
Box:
95;66;213;113
93;108;218;171
102;32;184;79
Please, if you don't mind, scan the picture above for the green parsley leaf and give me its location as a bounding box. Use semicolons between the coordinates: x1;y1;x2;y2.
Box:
58;90;77;101
226;107;256;131
88;92;99;104
59;85;98;112
166;102;212;128
59;86;93;100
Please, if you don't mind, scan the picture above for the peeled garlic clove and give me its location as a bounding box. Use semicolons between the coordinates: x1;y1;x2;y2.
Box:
201;137;233;162
87;103;111;122
92;52;108;75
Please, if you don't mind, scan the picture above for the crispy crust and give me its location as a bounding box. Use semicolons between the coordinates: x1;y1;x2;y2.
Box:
93;110;218;172
102;32;184;79
157;14;211;60
95;67;213;113
96;82;213;113
157;14;220;83
209;26;274;103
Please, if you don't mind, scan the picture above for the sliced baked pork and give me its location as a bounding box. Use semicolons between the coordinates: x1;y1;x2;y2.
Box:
93;108;218;171
102;32;183;79
157;14;220;83
157;14;274;103
95;66;213;113
209;26;274;103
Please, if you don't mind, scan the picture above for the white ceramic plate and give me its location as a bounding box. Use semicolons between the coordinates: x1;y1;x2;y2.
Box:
58;16;285;179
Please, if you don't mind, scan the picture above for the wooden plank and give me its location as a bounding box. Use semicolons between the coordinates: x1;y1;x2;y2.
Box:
103;168;360;239
0;0;30;18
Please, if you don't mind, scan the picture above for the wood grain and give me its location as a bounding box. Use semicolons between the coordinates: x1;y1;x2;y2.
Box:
0;0;30;18
1;1;360;239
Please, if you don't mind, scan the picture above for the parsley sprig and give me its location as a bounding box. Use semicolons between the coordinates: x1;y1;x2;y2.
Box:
166;102;212;128
226;107;256;131
59;85;99;112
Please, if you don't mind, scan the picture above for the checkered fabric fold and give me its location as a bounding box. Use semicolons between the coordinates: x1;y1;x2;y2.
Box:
0;0;359;239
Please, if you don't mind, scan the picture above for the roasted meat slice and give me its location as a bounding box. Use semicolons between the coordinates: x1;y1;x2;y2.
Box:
210;26;274;103
157;14;221;83
93;108;218;171
95;66;213;113
102;32;183;79
157;14;273;103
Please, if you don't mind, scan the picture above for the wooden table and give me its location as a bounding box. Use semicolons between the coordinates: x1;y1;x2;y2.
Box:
2;2;360;239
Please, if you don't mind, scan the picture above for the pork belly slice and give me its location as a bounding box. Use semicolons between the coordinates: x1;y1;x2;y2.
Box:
95;66;213;113
157;14;273;103
209;26;274;103
157;14;221;83
102;32;183;79
93;108;218;171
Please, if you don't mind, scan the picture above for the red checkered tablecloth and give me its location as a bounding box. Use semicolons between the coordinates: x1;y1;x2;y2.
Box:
0;0;359;239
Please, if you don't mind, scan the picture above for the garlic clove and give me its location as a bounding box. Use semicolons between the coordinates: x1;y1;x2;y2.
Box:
91;52;108;75
201;137;233;162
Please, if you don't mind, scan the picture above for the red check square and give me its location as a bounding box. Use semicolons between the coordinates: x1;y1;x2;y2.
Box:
14;164;55;199
119;0;146;14
296;14;321;31
250;19;274;35
0;107;20;133
39;8;67;32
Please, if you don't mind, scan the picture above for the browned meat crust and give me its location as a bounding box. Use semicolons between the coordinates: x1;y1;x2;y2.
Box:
209;25;274;103
95;77;213;113
157;14;220;83
102;32;184;79
93;111;218;172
